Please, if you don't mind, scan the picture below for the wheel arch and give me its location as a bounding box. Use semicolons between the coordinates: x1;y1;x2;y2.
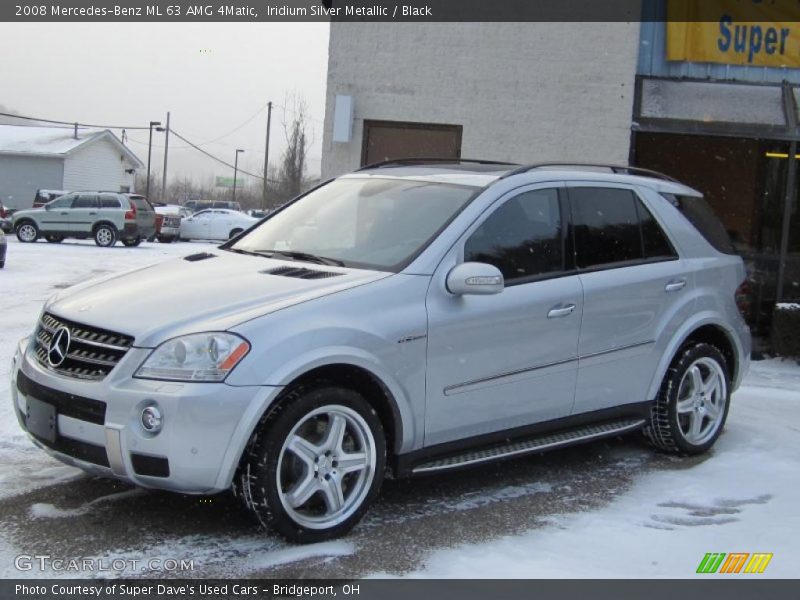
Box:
218;360;408;490
91;220;118;233
647;316;742;401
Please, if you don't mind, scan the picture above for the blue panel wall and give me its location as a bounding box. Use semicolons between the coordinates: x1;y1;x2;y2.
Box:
638;0;800;84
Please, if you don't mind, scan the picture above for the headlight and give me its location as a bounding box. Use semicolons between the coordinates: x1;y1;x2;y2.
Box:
134;333;250;382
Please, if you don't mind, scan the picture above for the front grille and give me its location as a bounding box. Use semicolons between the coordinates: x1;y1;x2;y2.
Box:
163;215;181;228
32;312;134;381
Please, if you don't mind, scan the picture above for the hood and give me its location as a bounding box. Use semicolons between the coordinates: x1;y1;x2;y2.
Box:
46;251;390;347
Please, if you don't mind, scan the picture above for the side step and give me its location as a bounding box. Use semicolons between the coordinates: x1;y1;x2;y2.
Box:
411;418;645;474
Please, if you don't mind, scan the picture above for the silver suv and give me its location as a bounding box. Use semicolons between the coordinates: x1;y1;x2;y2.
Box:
13;192;156;247
11;161;751;542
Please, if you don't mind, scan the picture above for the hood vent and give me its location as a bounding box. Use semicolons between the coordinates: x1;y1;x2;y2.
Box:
262;266;343;280
184;252;217;262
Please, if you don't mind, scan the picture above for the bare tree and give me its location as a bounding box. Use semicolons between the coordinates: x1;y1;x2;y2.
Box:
274;96;309;205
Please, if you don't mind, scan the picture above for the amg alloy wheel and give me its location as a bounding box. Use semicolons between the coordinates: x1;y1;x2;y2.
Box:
237;385;385;543
645;343;731;454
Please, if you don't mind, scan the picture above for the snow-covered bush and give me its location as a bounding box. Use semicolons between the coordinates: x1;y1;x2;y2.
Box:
772;303;800;358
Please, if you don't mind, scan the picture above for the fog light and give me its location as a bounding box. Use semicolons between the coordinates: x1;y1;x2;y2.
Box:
141;406;163;433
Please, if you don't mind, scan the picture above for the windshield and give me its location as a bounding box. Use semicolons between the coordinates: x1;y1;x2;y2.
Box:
230;177;477;270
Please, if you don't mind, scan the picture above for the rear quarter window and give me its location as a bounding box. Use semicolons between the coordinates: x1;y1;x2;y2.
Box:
129;197;153;212
662;193;737;255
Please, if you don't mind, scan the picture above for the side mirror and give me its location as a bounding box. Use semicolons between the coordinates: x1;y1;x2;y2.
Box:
44;204;52;211
446;262;504;296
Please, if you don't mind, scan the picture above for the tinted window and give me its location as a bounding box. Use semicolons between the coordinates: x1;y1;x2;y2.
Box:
129;196;153;212
73;194;98;209
663;193;737;255
465;189;563;282
99;194;121;208
49;194;76;209
570;187;643;268
637;200;677;259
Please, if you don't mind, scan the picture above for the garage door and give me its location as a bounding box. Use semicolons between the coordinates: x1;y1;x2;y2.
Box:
361;120;462;166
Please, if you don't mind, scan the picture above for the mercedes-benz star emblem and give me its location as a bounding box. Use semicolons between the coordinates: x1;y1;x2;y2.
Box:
48;326;71;367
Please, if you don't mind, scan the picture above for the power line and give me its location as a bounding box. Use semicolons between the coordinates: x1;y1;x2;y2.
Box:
171;128;279;183
0;111;151;130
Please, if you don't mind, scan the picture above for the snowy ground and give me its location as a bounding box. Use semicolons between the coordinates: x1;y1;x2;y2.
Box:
0;237;798;579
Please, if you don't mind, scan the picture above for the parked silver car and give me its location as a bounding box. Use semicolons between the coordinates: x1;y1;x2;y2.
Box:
11;161;750;542
12;192;156;247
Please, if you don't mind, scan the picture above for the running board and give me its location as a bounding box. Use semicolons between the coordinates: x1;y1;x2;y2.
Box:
411;418;646;474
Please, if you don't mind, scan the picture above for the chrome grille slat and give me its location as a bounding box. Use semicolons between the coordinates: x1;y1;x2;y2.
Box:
32;313;134;381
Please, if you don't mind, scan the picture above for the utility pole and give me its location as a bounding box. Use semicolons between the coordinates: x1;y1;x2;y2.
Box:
233;149;245;204
161;111;170;202
262;101;272;210
145;121;162;202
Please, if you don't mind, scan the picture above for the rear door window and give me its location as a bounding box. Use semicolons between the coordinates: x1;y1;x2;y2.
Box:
569;187;678;269
99;194;121;208
73;194;98;209
569;187;644;268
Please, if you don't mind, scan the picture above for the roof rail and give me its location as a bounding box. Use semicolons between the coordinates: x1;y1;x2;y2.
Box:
503;163;678;182
357;157;520;171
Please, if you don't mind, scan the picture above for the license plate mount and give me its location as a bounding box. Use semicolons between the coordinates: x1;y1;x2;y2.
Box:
26;396;57;443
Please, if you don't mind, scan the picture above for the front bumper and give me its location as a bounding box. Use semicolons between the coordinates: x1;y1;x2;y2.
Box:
11;337;281;493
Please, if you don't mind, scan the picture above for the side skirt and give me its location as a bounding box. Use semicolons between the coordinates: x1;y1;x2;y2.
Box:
393;402;651;478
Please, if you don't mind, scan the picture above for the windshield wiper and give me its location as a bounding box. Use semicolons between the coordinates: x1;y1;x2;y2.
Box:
254;250;345;267
226;248;261;257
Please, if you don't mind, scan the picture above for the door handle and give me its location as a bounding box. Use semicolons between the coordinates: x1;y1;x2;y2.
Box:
89;212;97;216
59;212;68;215
548;303;576;318
665;279;687;293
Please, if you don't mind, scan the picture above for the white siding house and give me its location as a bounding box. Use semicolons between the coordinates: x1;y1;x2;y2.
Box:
0;126;143;209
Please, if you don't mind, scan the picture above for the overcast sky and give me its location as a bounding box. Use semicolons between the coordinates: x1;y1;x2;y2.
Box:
0;23;329;186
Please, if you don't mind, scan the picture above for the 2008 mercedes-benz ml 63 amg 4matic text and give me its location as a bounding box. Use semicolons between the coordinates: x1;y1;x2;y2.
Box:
11;160;751;542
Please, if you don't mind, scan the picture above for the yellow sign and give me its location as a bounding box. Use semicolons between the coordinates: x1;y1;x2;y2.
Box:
667;0;800;67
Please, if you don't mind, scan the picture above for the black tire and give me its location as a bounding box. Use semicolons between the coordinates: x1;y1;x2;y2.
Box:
15;221;39;243
644;342;731;455
45;235;64;243
93;224;117;247
122;237;142;247
229;228;244;240
0;260;4;269
157;235;176;244
236;384;385;543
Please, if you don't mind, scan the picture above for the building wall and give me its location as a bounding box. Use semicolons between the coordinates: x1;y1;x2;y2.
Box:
0;155;63;209
322;22;641;178
63;136;137;193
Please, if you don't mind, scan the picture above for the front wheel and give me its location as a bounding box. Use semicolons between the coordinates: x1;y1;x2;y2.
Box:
644;342;731;455
15;222;39;243
94;225;117;247
45;235;64;243
237;385;385;543
122;236;142;247
229;228;244;240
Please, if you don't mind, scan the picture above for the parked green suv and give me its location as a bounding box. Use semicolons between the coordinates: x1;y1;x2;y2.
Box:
12;192;157;247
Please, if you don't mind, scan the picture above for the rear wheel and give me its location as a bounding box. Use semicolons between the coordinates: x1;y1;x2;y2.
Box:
229;228;244;240
122;236;142;247
644;343;730;455
157;235;176;243
45;235;64;243
237;385;385;543
15;222;39;243
94;224;117;247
